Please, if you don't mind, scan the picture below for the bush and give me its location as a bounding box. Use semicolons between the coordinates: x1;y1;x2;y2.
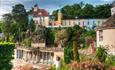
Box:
64;42;73;64
22;37;32;47
105;55;115;66
96;46;107;63
0;42;15;70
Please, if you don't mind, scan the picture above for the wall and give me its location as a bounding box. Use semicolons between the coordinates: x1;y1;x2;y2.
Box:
111;7;115;15
62;19;106;29
96;29;115;54
53;51;64;61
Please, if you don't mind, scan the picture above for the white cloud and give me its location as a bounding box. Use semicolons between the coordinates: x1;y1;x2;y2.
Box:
0;0;33;20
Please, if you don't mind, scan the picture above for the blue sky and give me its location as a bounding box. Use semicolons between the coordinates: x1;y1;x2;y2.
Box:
0;0;114;19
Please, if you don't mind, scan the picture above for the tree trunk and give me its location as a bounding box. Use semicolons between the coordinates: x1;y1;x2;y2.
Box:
73;41;80;62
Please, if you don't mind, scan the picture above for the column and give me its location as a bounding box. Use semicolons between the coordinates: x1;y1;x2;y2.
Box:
46;52;48;64
42;52;44;63
16;49;18;59
19;50;20;59
36;52;38;63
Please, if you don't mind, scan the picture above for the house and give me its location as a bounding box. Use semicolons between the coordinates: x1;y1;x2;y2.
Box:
32;4;49;28
96;13;115;55
96;2;115;55
62;19;106;30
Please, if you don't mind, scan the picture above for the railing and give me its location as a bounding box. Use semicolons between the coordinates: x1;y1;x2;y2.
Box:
15;43;64;52
39;47;64;52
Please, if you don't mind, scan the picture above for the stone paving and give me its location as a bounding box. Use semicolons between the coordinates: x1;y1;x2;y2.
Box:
11;59;51;70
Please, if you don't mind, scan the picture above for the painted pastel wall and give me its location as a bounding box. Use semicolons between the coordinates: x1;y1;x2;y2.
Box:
62;19;106;29
96;29;115;54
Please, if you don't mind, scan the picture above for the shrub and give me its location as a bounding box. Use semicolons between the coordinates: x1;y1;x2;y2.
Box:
0;42;15;70
96;46;107;63
64;42;73;64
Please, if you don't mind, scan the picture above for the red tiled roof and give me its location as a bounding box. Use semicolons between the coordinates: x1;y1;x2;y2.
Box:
33;9;49;17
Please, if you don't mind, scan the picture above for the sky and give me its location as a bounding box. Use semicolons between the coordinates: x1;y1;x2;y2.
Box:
0;0;114;20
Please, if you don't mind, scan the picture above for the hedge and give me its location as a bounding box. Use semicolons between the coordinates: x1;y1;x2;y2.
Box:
0;42;15;70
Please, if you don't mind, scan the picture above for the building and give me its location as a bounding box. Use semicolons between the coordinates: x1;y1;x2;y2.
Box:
32;4;49;28
96;14;115;55
62;19;106;30
14;44;64;64
14;4;64;65
48;9;106;29
111;1;115;15
96;2;115;55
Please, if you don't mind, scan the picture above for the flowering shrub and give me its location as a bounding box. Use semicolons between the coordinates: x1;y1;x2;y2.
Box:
68;60;114;70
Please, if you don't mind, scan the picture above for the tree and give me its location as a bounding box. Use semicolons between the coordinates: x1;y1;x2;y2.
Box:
80;4;94;18
2;14;13;41
94;4;111;18
55;29;68;47
52;3;111;19
12;4;28;30
12;4;28;42
72;28;83;62
46;28;55;47
66;25;84;62
0;21;3;32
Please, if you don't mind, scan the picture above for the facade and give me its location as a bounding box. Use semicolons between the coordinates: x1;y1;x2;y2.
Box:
62;19;106;30
14;44;64;64
32;4;49;28
14;4;64;65
111;1;115;15
48;9;107;29
96;13;115;55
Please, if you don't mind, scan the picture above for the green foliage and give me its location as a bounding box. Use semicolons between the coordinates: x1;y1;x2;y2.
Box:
105;55;115;66
0;42;15;70
64;42;73;64
22;37;32;47
0;21;3;32
2;14;13;41
12;4;28;31
96;46;107;63
46;28;55;47
55;29;68;47
52;3;111;19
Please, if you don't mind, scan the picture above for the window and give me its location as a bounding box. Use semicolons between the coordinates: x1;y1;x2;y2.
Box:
82;21;84;26
99;30;103;41
78;22;80;25
98;21;100;26
87;21;89;25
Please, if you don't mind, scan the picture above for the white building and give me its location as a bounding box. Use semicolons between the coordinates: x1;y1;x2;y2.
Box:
62;19;106;30
111;1;115;15
32;4;49;28
96;3;115;55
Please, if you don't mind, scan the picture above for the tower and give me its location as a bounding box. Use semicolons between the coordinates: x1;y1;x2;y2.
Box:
57;9;62;24
33;0;38;12
33;4;38;12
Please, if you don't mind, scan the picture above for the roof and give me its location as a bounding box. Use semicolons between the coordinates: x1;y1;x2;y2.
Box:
33;7;49;17
96;13;115;30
